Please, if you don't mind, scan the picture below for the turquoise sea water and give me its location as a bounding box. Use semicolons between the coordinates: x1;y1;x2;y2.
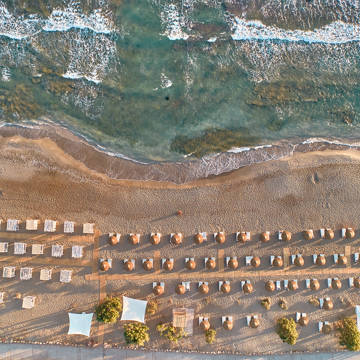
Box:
1;0;360;162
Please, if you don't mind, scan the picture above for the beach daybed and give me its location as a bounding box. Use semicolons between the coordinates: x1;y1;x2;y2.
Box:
3;266;15;278
22;296;36;309
6;219;19;232
0;242;8;253
20;267;33;280
26;219;38;231
60;270;72;283
153;282;165;296
72;246;83;258
32;244;44;255
44;219;56;232
83;223;94;234
64;221;75;233
14;243;26;255
51;245;63;258
40;269;52;281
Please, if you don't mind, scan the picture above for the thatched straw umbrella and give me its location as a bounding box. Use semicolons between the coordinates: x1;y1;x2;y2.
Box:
223;319;233;331
316;255;326;266
100;260;110;271
215;233;225;244
237;232;248;243
265;280;275;292
200;319;210;332
251;256;261;268
260;232;270;243
337;255;347;266
310;279;320;291
243;282;253;294
323;298;333;310
176;284;186;295
221;282;231;293
150;233;160;245
331;279;342;290
325;229;334;240
303;230;314;240
143;259;153;271
281;231;292;242
163;259;173;271
273;257;283;267
199;283;209;294
153;284;164;296
171;233;182;245
109;234;119;245
194;233;204;244
186;259;196;270
322;323;332;334
346;228;355;239
249;316;260;328
228;258;238;270
294;255;304;267
124;260;134;272
206;258;216;270
288;280;298;291
129;234;139;245
354;278;360;288
299;315;309;327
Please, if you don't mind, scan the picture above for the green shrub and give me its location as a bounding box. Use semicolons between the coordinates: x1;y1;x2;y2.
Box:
146;300;158;315
338;317;360;351
205;329;216;344
124;323;150;346
95;297;122;323
157;323;185;343
278;299;288;310
276;317;298;345
261;298;271;310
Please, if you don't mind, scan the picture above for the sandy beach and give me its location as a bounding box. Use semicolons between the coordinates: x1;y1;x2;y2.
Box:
1;131;360;355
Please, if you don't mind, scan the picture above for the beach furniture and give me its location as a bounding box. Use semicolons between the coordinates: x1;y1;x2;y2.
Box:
123;259;135;271
142;258;153;271
342;227;355;239
32;244;44;255
260;231;270;243
170;233;182;245
44;219;56;232
265;280;276;292
354;253;359;263
6;219;19;232
20;267;32;280
26;219;38;231
334;254;347;265
278;230;291;241
153;282;165;296
270;255;283;267
150;232;161;245
64;221;75;233
321;297;333;310
60;270;72;283
129;233;140;245
219;281;231;293
51;245;63;258
303;229;314;240
247;256;261;267
14;243;26;255
283;280;288;289
162;258;174;271
288;280;298;291
226;256;238;270
349;278;354;287
40;269;52;281
275;280;281;290
241;280;253;294
296;313;309;326
22;296;36;309
327;278;341;289
313;254;326;266
198;281;209;294
291;254;304;267
236;231;250;243
199;316;210;331
185;257;196;270
3;266;15;278
247;315;259;328
0;292;4;304
205;257;216;270
354;278;360;288
194;232;206;244
71;246;83;258
108;233;120;245
318;321;331;333
0;242;8;253
222;316;233;330
83;223;94;234
307;279;320;290
325;228;334;240
214;232;225;244
176;282;190;295
99;258;112;271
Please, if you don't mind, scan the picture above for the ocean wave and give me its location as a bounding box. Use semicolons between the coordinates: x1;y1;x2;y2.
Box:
160;4;189;40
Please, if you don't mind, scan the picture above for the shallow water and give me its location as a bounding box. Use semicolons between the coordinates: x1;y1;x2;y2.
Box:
1;0;360;163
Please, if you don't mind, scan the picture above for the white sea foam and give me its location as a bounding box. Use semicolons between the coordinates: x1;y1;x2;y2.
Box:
160;4;189;40
0;66;11;81
207;37;217;43
160;73;173;88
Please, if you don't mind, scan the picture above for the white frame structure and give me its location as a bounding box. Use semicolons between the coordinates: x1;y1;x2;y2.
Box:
14;243;26;255
60;270;72;283
40;268;52;281
83;223;94;234
32;244;44;255
6;219;19;232
44;219;56;232
20;267;33;280
72;246;83;258
64;221;75;233
26;220;38;231
3;266;15;278
51;245;63;258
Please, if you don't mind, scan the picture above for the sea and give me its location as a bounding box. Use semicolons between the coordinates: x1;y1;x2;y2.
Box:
1;0;360;166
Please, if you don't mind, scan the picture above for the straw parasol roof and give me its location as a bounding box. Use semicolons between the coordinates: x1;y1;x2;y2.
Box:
294;255;304;267
325;229;334;240
331;279;342;290
100;260;110;271
223;319;233;331
354;278;360;288
150;234;160;245
251;256;261;268
215;233;225;244
323;298;333;310
243;282;253;294
265;280;275;292
273;257;283;267
153;284;164;296
346;228;355;239
171;233;182;245
316;255;326;266
143;259;153;271
322;323;332;334
186;259;196;270
194;233;203;244
109;234;119;245
199;283;209;294
124;260;134;272
337;255;347;266
228;258;238;270
288;280;298;291
299;315;309;327
129;234;139;245
260;232;270;242
163;259;173;271
249;316;260;328
200;319;210;332
237;232;248;243
281;231;292;241
310;279;320;291
303;230;313;240
176;284;186;295
206;258;216;270
221;282;231;293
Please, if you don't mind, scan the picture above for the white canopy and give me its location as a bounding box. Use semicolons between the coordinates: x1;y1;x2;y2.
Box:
120;296;147;323
68;313;93;337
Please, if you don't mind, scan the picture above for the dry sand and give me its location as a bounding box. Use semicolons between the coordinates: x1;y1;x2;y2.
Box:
0;134;360;354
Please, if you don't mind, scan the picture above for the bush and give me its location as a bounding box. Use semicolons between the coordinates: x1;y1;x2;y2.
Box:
146;300;158;315
338;317;360;351
261;298;271;310
157;323;185;343
278;299;288;310
124;323;150;346
276;317;298;345
205;329;216;344
95;297;122;323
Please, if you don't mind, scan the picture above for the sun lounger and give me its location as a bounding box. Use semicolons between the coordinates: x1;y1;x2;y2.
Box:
283;280;288;289
83;223;94;234
162;258;173;267
320;229;325;238
226;256;237;266
327;278;332;288
14;243;26;255
60;270;72;283
333;254;338;263
100;258;112;268
51;245;63;258
204;257;215;267
246;315;258;326
0;243;8;253
313;254;325;264
354;253;359;263
44;219;56;232
32;244;44;255
318;321;330;332
0;292;4;304
40;269;52;281
26;220;38;231
349;278;354;287
236;232;250;241
3;266;15;278
71;246;83;258
199;281;208;287
153;281;165;289
6;219;19;232
276;280;281;290
198;316;209;325
245;256;253;265
182;281;190;291
218;281;230;291
20;267;32;280
305;279;310;288
222;316;233;324
319;298;324;309
64;221;75;233
22;296;36;309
